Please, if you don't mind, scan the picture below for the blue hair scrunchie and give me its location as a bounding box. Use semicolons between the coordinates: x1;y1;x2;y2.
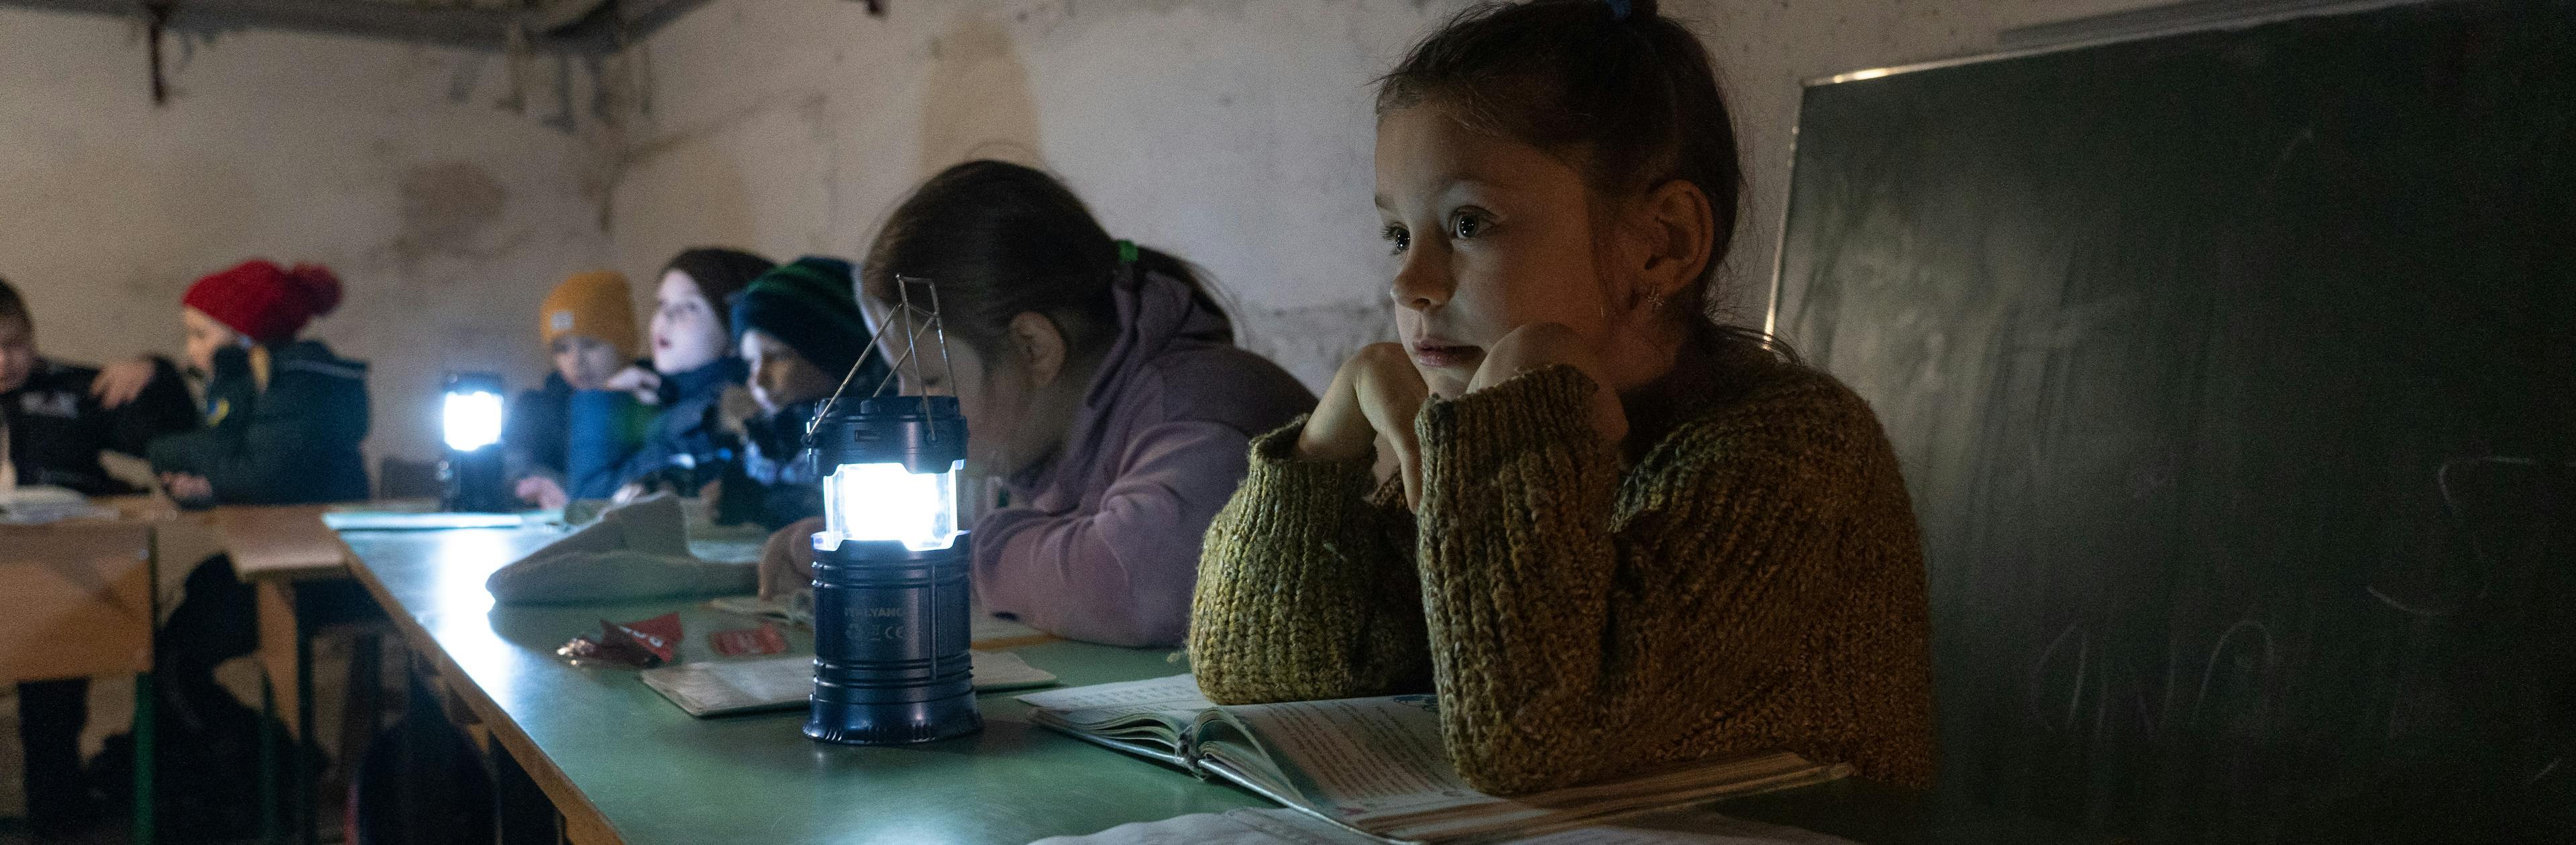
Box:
1603;0;1633;23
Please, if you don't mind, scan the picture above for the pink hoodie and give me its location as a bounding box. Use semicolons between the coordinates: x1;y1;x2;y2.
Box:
971;268;1313;646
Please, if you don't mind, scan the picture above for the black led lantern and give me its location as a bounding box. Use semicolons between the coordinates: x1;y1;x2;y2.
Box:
439;371;512;513
802;276;982;745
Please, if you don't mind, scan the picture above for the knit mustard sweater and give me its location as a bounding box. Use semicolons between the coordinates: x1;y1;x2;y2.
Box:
1189;345;1935;795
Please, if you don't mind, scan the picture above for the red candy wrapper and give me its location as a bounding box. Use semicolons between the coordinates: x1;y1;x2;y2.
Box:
709;623;788;657
557;612;683;668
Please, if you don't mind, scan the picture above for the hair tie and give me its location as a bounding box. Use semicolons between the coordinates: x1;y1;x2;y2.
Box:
1603;0;1633;22
1115;239;1139;264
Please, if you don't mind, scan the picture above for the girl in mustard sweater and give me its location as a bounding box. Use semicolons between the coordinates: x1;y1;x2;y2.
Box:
1189;0;1935;795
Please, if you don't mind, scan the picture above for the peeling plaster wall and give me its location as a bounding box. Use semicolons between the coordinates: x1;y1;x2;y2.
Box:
610;0;2178;391
0;0;2196;473
0;8;619;470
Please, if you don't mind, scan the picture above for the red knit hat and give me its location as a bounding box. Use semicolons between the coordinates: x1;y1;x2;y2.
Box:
182;260;344;343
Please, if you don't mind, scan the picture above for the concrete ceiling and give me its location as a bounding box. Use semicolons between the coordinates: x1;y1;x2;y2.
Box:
0;0;712;53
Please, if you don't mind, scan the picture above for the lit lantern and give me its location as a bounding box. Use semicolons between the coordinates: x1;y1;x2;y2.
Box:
439;372;511;513
803;394;981;744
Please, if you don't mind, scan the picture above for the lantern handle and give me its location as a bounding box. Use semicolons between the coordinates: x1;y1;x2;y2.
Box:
801;275;955;452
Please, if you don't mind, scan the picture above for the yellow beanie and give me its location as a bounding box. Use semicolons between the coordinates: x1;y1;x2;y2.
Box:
539;270;640;357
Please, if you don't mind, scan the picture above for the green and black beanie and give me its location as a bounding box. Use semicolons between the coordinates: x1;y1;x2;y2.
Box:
732;256;879;385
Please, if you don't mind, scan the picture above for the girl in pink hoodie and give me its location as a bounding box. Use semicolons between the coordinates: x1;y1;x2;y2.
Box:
759;161;1312;646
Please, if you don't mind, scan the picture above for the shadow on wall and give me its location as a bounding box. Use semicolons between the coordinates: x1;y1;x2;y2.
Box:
393;162;506;262
614;137;757;276
1235;300;1397;392
918;9;1043;178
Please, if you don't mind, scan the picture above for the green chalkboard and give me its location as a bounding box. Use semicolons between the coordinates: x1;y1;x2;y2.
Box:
1772;1;2575;842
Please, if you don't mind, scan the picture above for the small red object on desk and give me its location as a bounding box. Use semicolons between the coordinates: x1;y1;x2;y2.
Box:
710;623;788;657
557;612;683;667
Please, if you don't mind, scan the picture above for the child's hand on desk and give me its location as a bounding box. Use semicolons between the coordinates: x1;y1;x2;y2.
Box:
90;357;158;409
1299;342;1430;509
758;516;823;600
159;471;213;502
516;475;570;510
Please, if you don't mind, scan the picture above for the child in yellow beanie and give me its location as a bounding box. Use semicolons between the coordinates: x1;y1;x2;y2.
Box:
506;270;653;508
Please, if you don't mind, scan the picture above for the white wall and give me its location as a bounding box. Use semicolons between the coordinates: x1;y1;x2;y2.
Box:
605;0;2178;389
0;0;2192;465
0;9;616;468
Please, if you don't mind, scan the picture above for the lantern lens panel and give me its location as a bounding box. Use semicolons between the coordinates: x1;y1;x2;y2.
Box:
821;460;961;551
443;390;505;452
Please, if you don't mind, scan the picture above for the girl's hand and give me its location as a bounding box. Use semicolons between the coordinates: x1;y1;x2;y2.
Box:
1299;343;1432;508
758;517;824;600
1469;323;1629;446
160;472;213;502
515;475;570;510
603;365;662;405
89;357;158;409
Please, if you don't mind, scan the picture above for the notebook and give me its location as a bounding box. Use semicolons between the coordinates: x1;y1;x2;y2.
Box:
1018;675;1847;844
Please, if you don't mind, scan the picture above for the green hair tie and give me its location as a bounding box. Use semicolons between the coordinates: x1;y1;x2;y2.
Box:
1115;239;1139;264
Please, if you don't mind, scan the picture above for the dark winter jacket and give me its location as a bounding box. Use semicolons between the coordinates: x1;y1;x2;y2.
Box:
3;357;200;496
504;372;650;501
719;398;826;531
612;357;747;496
148;341;370;504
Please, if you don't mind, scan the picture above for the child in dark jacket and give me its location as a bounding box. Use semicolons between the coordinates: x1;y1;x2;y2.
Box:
506;270;653;508
722;256;886;530
612;247;769;500
0;276;202;836
146;260;370;505
1;278;199;496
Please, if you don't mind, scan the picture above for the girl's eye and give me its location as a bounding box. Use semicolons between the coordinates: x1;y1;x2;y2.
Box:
1381;225;1410;256
1450;213;1486;239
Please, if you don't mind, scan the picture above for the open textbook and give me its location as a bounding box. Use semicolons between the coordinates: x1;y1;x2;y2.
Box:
1017;675;1849;844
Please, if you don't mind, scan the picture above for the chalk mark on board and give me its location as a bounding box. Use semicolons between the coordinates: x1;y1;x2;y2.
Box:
2366;584;2456;618
2364;456;2573;618
2029;620;2088;732
2192;619;2277;724
2260;127;2317;188
2534;757;2564;785
2028;617;2281;736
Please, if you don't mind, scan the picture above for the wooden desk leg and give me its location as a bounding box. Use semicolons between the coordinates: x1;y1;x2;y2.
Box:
252;579;319;845
295;598;318;845
255;581;303;739
262;675;281;845
131;671;155;845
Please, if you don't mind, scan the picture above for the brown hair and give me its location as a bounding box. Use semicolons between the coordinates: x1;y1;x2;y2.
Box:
861;160;1226;361
661;247;775;335
0;276;24;327
1379;0;1752;329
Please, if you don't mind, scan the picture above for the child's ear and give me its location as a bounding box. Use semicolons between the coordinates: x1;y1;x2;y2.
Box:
1008;311;1069;387
1628;178;1716;311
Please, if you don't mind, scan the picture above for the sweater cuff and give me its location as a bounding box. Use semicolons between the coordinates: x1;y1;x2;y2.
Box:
1243;416;1379;517
1417;364;1603;475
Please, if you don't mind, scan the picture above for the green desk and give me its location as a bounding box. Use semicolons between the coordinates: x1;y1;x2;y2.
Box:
338;525;2102;845
337;526;1269;844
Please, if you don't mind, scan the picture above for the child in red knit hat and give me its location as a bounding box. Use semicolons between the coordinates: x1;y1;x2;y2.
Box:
146;258;373;505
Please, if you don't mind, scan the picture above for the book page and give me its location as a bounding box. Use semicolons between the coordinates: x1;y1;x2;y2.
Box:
1017;673;1216;730
1219;694;1494;822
